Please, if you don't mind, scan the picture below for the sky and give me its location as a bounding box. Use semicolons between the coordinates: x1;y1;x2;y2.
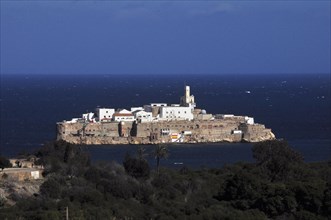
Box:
0;0;330;75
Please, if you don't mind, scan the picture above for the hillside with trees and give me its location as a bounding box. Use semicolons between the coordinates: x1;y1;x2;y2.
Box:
0;140;330;219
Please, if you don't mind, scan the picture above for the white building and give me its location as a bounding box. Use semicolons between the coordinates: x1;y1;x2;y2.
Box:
133;110;153;122
96;108;115;122
220;114;235;119
118;109;132;114
65;118;80;123
159;106;193;121
245;116;255;125
82;112;95;122
113;109;135;122
150;103;168;107
131;107;144;112
113;113;135;122
144;104;167;116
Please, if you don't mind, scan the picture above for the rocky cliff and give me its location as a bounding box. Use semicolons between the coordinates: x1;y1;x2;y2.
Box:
57;119;275;145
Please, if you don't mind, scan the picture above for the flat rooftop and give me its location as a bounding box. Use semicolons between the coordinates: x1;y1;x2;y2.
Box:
1;168;42;173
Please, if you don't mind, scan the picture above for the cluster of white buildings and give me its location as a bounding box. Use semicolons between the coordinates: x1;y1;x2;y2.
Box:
65;85;255;125
67;86;197;124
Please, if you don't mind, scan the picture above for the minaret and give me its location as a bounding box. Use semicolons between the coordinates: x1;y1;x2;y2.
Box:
180;85;196;108
185;86;190;103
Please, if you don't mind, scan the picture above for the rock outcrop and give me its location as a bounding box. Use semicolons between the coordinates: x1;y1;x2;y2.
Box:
0;178;43;207
57;118;275;145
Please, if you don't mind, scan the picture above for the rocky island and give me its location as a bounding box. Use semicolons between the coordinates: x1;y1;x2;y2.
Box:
57;86;275;145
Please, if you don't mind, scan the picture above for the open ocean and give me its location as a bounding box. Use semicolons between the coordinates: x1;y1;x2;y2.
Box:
0;74;330;168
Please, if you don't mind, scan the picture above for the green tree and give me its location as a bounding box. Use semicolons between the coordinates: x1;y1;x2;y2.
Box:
123;153;150;178
154;144;169;174
40;178;62;199
252;140;303;181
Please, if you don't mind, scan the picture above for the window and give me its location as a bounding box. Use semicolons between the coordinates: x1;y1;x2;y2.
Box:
106;111;108;113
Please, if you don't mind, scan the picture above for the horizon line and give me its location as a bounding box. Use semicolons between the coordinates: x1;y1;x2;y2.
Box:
1;72;330;76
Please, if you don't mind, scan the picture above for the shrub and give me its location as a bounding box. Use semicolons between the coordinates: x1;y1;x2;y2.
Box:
0;156;12;170
123;154;150;178
252;140;303;181
40;178;62;199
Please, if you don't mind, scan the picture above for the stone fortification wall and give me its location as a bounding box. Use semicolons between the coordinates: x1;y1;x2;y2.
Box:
57;121;134;137
57;118;275;145
57;121;134;144
134;120;240;143
239;123;275;142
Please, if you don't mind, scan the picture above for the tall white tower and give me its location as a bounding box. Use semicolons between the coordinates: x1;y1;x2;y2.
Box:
185;86;190;103
180;85;196;108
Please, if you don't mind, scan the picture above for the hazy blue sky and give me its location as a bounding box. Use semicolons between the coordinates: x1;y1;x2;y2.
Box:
1;1;330;75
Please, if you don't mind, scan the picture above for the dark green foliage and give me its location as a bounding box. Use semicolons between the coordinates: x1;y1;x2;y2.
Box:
35;140;90;177
40;178;62;199
123;153;150;178
84;165;102;183
154;144;169;174
104;177;137;199
0;155;12;170
1;140;330;220
322;183;331;216
252;140;303;181
289;180;326;214
221;171;262;202
151;172;171;188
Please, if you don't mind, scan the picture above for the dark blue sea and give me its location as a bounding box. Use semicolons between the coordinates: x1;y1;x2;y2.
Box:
0;74;330;168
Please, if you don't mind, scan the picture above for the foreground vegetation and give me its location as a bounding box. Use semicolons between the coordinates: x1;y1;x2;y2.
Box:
0;140;330;219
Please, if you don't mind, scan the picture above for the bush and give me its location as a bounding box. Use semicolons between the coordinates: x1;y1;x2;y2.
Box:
1;139;330;219
252;140;303;181
220;171;262;202
40;178;62;199
0;156;12;170
151;172;171;188
123;154;150;178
